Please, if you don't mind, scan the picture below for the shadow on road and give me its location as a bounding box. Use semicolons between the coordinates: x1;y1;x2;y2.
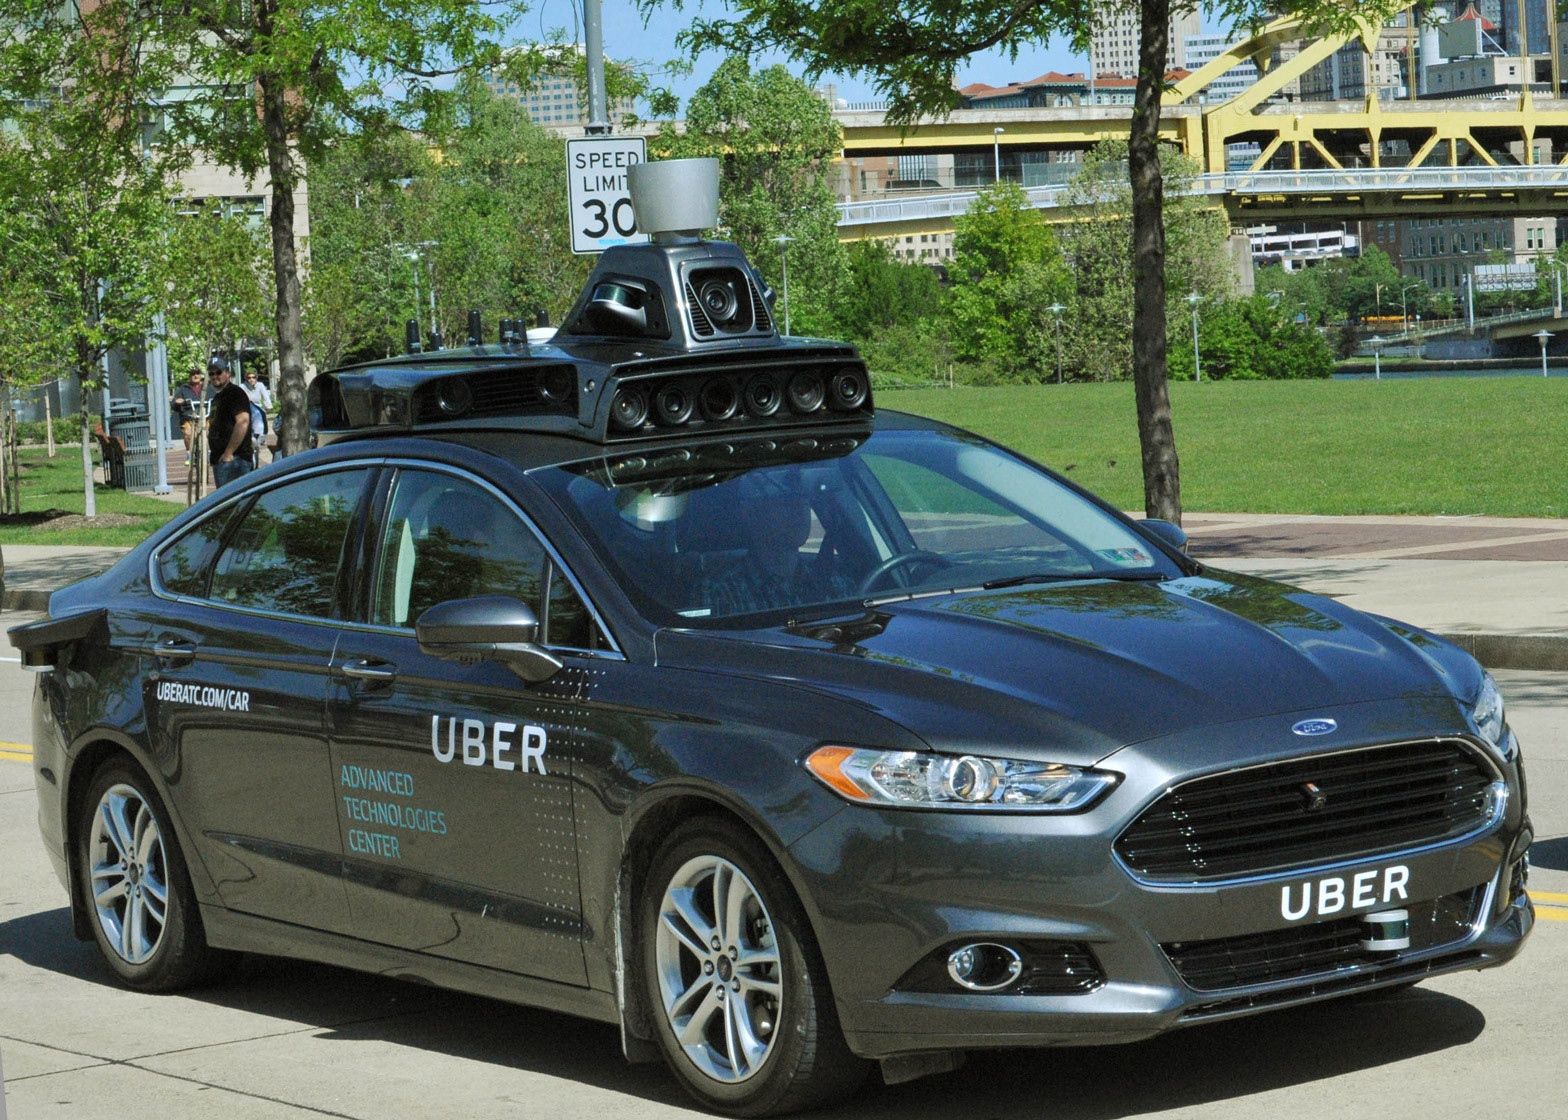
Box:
1528;834;1568;871
0;906;1488;1117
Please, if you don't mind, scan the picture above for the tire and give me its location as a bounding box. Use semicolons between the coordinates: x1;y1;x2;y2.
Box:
76;758;222;991
639;817;868;1116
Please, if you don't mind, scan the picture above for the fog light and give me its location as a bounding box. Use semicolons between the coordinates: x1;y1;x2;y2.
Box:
945;942;1023;992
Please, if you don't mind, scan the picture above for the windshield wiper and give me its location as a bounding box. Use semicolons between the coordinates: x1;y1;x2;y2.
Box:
981;571;1167;591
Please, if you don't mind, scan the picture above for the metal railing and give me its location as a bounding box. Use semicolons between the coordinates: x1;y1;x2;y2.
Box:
838;165;1568;225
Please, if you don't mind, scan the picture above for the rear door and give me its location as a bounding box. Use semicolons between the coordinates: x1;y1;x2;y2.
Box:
145;466;376;933
327;465;600;984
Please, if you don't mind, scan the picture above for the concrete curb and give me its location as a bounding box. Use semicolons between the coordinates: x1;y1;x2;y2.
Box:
2;588;50;613
1435;631;1568;672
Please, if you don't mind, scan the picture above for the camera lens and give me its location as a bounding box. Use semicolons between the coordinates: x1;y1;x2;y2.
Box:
653;383;694;426
743;375;781;417
609;386;648;431
700;378;739;421
786;371;825;414
829;368;869;410
539;367;574;404
699;279;741;324
436;378;473;417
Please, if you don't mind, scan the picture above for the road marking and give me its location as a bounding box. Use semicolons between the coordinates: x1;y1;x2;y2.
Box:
1530;890;1568;905
0;742;33;763
1535;909;1568;923
0;656;20;663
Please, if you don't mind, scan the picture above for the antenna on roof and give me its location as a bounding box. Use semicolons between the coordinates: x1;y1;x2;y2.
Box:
467;310;482;347
405;319;422;354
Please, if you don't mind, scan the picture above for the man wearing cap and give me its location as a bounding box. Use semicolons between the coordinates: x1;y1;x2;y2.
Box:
206;357;252;488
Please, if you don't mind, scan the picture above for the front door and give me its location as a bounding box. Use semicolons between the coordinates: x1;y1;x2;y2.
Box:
328;466;587;984
144;467;373;933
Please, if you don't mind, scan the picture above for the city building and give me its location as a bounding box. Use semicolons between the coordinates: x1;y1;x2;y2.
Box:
1090;6;1201;74
1300;19;1415;101
1248;224;1359;271
1183;33;1262;102
1360;216;1561;291
480;45;636;128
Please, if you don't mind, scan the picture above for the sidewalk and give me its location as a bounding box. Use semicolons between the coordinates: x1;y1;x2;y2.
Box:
2;512;1567;668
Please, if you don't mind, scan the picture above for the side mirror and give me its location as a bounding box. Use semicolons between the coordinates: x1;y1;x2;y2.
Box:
1140;518;1189;556
415;595;564;683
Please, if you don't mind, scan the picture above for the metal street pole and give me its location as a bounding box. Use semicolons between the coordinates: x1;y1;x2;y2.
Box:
1187;292;1203;382
1369;335;1385;381
149;312;171;493
772;235;795;335
993;127;1004;182
584;0;610;135
1536;328;1554;376
1047;303;1065;383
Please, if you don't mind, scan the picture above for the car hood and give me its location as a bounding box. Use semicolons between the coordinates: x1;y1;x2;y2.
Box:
653;570;1473;765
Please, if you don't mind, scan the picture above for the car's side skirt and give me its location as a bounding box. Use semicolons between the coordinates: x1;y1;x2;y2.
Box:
200;905;621;1025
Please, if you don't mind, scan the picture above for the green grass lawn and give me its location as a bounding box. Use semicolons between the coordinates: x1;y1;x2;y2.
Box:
0;448;183;547
885;377;1568;518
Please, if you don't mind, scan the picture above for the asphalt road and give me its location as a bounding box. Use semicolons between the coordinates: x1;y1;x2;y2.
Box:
0;615;1564;1119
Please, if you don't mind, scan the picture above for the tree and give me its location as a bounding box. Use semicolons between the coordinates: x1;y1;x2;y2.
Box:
164;204;276;375
648;0;1403;521
653;58;846;337
146;0;533;457
0;0;180;518
946;181;1069;379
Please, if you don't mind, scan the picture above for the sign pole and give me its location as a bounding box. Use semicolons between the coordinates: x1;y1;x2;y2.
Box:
584;0;610;135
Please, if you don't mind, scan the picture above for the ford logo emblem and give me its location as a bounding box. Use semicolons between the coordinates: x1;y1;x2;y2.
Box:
1292;718;1338;737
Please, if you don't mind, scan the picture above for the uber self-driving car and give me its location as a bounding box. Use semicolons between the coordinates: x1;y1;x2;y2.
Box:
11;161;1532;1116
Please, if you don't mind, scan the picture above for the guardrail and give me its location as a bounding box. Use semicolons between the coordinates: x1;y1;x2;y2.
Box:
838;165;1568;225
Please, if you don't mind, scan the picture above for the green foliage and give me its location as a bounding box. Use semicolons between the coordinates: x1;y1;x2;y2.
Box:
1169;295;1334;381
654;58;846;337
945;181;1068;379
1057;141;1232;382
164;205;276;372
1259;249;1436;328
304;87;590;368
835;240;944;337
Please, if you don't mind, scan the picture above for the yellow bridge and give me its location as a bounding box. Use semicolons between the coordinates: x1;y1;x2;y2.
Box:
833;14;1568;239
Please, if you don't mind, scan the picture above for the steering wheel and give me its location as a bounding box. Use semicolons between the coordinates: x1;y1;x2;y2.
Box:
857;550;955;595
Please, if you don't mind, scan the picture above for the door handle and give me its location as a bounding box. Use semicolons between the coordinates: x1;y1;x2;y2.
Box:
341;658;397;683
153;640;195;665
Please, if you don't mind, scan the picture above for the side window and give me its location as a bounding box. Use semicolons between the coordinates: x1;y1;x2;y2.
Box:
156;513;229;598
371;471;546;628
546;563;598;650
208;470;366;618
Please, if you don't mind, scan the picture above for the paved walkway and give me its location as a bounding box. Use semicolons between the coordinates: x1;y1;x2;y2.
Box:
3;511;1567;667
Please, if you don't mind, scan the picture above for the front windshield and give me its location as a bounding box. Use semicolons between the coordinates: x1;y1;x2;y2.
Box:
535;427;1181;626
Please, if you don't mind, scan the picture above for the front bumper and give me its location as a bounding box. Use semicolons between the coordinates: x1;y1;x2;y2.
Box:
787;706;1532;1060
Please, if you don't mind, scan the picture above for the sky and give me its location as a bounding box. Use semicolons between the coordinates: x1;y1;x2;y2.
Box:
523;0;1237;111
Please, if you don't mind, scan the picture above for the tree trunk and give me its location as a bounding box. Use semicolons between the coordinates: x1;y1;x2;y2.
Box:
79;366;96;518
1130;0;1181;523
258;61;308;458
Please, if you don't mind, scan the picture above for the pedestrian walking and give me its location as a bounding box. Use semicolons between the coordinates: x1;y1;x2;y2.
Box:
206;357;252;488
241;369;274;465
171;369;204;467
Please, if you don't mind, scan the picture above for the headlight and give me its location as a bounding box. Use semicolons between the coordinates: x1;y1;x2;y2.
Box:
804;746;1118;812
1470;671;1515;762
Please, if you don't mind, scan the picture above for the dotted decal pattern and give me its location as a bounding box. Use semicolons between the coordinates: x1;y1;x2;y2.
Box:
527;662;603;940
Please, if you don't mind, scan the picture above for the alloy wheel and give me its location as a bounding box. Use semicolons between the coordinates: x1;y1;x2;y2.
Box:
654;855;783;1083
87;783;169;965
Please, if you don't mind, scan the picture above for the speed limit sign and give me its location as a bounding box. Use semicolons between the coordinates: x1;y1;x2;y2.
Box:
567;136;651;255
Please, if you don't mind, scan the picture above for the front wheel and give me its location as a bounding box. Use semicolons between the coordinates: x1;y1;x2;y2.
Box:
77;758;222;990
640;818;867;1116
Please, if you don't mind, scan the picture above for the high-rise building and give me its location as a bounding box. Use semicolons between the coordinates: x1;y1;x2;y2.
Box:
1091;6;1202;75
1183;33;1261;102
1300;19;1415;100
480;45;636;129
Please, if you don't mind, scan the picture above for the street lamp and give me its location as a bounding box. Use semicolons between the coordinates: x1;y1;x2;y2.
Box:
1400;282;1420;333
1186;291;1203;382
1368;334;1386;381
1047;303;1066;383
1375;280;1386;321
993;127;1004;183
772;234;795;336
1535;328;1554;377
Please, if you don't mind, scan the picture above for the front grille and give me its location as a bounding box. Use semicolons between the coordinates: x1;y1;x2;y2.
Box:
1164;888;1480;992
1115;740;1497;883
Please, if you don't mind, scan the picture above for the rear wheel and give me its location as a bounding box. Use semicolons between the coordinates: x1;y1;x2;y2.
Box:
640;818;867;1116
77;758;221;990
